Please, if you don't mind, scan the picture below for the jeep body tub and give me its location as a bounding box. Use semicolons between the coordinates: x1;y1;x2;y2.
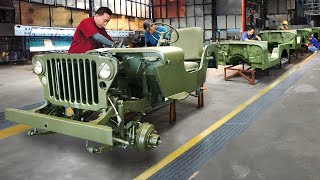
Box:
304;27;320;40
214;41;290;70
259;30;302;50
296;29;312;43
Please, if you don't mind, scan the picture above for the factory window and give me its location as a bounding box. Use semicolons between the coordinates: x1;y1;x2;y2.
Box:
66;0;76;8
76;0;86;9
152;0;185;19
23;0;150;18
56;0;66;6
44;0;54;5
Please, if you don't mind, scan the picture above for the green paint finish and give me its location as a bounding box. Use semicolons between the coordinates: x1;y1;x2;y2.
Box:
154;44;213;98
215;41;290;70
171;27;204;61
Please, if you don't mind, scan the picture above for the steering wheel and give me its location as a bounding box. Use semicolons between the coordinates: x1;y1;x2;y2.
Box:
149;22;180;46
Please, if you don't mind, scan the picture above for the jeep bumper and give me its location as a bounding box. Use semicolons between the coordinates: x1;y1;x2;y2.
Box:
5;108;113;145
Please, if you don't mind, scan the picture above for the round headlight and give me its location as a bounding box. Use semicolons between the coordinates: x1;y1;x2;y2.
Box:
99;63;112;79
34;61;43;75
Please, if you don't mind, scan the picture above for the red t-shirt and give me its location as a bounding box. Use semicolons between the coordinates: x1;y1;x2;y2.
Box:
68;17;113;54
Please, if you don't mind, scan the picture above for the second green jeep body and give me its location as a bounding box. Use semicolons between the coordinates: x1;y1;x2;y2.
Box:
214;41;290;70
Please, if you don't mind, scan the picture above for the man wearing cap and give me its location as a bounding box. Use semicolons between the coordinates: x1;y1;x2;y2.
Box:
305;35;319;53
143;20;169;47
279;20;290;30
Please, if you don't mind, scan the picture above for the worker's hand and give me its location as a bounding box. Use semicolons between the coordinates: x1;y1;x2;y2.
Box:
112;42;119;48
111;41;127;48
256;36;261;41
103;44;112;48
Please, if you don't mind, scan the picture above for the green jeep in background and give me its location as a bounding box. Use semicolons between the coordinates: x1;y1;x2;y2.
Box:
259;30;302;50
296;29;312;43
304;27;320;40
214;41;290;70
259;29;312;57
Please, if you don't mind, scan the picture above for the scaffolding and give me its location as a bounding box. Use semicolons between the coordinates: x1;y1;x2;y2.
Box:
304;0;320;15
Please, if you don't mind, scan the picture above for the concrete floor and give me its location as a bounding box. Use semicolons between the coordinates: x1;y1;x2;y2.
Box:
195;53;320;180
0;53;317;180
0;63;44;112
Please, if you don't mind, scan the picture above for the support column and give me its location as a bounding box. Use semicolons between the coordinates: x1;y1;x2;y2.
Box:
241;0;246;33
212;0;217;41
89;0;94;17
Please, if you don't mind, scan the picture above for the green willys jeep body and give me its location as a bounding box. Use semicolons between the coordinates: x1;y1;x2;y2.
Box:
259;30;302;50
304;27;320;40
214;41;290;70
5;27;217;153
296;29;312;43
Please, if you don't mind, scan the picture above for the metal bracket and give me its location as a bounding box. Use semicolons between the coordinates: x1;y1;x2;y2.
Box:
86;141;113;153
27;128;55;136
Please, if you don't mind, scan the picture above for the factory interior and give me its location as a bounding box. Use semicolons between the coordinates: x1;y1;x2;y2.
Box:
1;0;320;179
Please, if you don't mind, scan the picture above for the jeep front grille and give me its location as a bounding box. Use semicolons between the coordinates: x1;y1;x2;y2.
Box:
47;59;99;105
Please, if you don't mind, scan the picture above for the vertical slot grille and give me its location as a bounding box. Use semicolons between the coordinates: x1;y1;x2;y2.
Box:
47;58;98;105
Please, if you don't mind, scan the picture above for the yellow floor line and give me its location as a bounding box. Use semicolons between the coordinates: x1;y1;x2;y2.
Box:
0;125;31;140
134;53;317;180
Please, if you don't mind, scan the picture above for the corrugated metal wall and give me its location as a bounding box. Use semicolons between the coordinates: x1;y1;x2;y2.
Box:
152;0;215;42
152;0;241;41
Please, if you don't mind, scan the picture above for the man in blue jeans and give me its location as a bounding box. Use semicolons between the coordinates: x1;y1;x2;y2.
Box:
143;20;169;47
305;35;319;53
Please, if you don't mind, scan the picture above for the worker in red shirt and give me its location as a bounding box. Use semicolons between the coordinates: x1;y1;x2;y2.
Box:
68;7;114;54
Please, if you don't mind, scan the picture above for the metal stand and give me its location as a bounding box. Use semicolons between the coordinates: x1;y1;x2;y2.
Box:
224;64;255;85
300;48;305;56
289;54;291;64
197;89;204;108
169;87;205;123
170;100;176;123
298;47;308;56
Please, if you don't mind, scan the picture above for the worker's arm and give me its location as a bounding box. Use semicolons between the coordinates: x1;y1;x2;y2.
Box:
91;33;114;47
146;42;152;47
144;31;153;47
255;35;261;41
